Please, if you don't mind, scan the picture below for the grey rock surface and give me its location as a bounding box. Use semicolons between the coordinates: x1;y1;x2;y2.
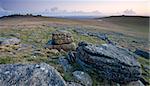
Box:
75;42;141;84
72;71;93;86
0;63;66;86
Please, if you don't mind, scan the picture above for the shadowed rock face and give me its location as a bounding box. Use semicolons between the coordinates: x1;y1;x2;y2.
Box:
75;42;141;84
0;63;66;86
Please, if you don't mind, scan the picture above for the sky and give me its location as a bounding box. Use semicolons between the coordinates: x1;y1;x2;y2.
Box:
0;0;149;17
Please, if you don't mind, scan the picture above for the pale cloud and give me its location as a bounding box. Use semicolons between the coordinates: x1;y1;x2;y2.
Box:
123;9;136;15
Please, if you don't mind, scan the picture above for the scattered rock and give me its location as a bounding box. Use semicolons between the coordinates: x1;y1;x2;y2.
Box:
58;56;73;72
0;63;66;86
75;42;141;84
74;29;112;42
134;49;150;59
67;82;83;86
0;37;21;46
72;71;93;86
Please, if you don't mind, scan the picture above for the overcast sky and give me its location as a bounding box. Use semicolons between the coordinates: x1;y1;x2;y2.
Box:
0;0;149;16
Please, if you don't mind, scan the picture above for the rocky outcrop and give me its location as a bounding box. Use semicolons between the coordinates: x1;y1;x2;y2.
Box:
52;30;73;45
0;63;66;86
75;42;141;84
46;30;76;51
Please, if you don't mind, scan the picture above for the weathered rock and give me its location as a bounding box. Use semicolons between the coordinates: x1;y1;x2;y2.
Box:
46;42;76;51
72;71;93;86
67;82;83;86
0;37;21;45
58;56;73;72
134;49;150;59
0;63;66;86
46;30;76;51
75;42;141;84
53;37;73;45
52;30;73;45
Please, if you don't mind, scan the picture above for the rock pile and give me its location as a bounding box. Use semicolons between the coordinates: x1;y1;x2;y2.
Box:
69;42;142;84
46;30;76;51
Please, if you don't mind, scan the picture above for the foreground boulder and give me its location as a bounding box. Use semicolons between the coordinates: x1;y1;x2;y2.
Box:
0;63;66;86
75;42;141;84
46;30;76;51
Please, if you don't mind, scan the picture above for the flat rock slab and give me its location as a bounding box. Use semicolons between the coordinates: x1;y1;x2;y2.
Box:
76;42;141;84
0;63;66;86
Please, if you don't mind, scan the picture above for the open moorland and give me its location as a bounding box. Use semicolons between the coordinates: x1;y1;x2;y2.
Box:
0;15;149;86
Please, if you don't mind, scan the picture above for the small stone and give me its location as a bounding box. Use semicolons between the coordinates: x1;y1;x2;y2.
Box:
73;71;93;86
